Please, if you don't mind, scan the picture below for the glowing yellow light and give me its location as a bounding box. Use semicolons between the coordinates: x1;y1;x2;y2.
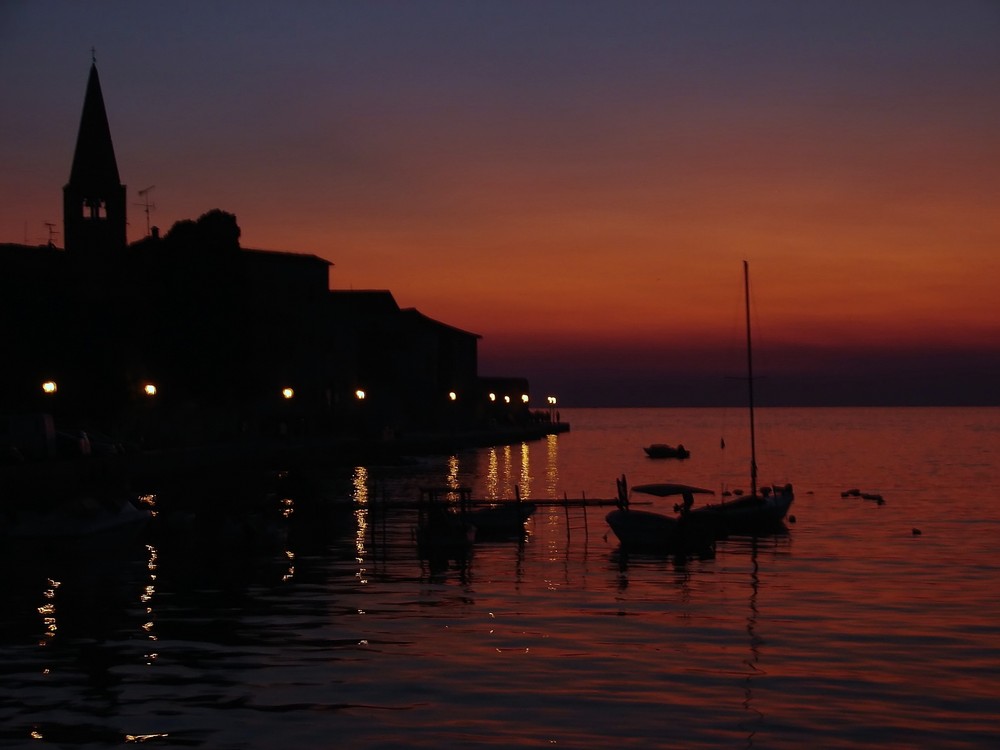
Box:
42;380;57;394
281;387;294;399
143;383;157;396
521;394;529;404
547;396;557;405
355;389;366;400
448;391;457;401
488;392;496;402
503;395;511;404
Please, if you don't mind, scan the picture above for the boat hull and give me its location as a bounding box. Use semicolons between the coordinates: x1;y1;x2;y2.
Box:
3;496;152;554
605;508;716;555
691;486;793;535
466;502;536;540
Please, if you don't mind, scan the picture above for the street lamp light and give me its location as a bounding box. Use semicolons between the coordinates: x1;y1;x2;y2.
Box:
42;380;57;394
355;389;366;400
143;383;157;397
448;391;457;401
281;387;294;400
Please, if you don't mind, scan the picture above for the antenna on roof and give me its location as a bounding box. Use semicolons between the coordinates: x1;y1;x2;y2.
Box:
44;221;59;248
91;47;97;64
136;186;156;237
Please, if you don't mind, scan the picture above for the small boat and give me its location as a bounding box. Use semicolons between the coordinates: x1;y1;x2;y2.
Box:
416;505;476;548
3;494;152;552
605;476;717;555
643;443;690;459
417;486;535;543
465;500;536;540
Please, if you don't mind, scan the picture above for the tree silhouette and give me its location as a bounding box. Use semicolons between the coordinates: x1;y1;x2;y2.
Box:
164;209;240;254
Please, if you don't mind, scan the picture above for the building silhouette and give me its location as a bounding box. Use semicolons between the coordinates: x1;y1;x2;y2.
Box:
1;62;535;453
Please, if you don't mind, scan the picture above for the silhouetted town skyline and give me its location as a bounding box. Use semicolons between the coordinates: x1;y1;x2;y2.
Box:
1;62;547;454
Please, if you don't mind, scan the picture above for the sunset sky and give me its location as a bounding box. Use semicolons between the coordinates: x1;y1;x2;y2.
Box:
2;1;998;406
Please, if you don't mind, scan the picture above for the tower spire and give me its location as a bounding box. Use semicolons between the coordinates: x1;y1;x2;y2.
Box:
63;59;127;254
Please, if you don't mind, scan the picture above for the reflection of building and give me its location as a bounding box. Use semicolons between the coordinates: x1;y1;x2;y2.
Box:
0;62;534;446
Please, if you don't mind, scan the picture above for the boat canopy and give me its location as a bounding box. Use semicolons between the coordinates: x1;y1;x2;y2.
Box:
631;483;715;498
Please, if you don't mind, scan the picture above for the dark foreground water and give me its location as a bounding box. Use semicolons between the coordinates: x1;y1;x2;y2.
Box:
2;407;999;748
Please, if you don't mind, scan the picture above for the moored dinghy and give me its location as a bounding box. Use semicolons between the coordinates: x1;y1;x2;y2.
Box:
643;443;690;459
3;493;153;553
465;498;536;540
604;475;717;554
417;486;535;543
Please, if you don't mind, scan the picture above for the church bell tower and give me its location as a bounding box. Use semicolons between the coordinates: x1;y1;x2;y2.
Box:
63;60;127;255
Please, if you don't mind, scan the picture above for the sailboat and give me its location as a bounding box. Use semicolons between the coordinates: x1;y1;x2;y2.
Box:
605;261;794;550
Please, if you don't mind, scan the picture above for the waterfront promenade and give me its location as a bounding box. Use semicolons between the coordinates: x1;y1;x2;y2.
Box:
1;421;570;502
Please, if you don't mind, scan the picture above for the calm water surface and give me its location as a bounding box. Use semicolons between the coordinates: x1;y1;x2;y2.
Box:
2;407;999;748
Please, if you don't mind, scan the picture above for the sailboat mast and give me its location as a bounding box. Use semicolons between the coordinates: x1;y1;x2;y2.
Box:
744;260;758;498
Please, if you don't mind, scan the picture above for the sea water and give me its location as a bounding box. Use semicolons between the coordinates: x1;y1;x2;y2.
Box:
1;407;998;748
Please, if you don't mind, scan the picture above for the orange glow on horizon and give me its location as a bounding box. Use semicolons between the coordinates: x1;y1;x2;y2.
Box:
3;4;999;405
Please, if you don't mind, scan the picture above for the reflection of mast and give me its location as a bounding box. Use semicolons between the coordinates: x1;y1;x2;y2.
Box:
742;539;764;747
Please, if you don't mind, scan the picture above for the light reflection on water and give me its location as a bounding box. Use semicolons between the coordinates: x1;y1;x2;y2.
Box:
545;432;559;498
486;447;499;500
0;408;999;748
